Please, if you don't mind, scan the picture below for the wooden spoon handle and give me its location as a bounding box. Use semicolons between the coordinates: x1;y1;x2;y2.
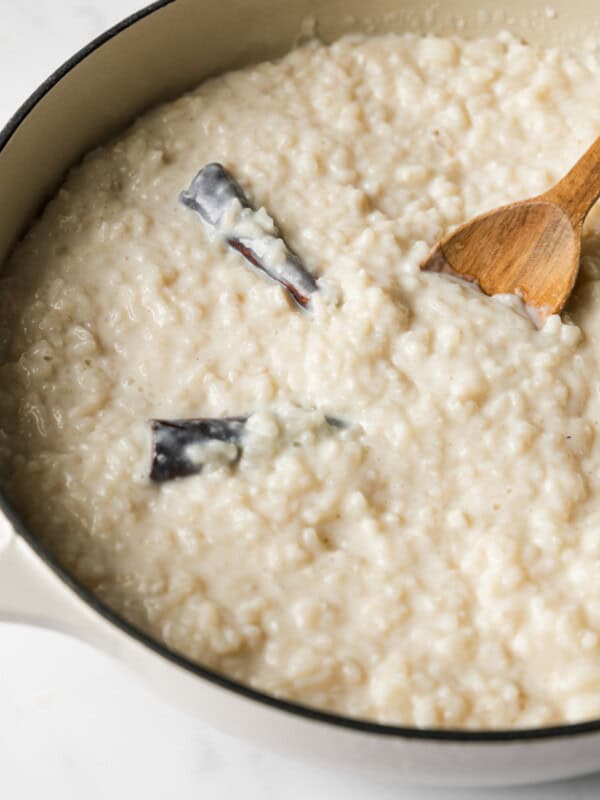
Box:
543;135;600;225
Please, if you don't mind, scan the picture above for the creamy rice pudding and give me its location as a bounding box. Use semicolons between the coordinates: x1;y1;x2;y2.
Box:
1;32;600;729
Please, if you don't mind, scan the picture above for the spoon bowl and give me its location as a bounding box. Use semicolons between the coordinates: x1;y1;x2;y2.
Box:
422;136;600;324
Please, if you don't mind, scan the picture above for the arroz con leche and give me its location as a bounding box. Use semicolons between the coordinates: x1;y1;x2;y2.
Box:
1;31;600;730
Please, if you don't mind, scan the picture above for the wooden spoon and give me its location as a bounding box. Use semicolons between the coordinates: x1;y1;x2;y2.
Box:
421;136;600;324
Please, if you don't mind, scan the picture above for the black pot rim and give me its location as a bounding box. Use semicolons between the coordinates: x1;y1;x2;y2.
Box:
1;0;599;745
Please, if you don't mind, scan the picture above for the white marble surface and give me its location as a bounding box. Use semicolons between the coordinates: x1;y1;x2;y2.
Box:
1;2;600;797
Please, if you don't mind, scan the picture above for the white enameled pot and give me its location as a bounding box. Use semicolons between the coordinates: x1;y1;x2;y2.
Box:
1;0;600;787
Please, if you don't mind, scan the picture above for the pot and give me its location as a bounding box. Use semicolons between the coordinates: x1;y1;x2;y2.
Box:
1;0;599;787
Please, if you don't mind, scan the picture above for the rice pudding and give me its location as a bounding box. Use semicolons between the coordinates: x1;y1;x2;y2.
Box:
1;31;600;729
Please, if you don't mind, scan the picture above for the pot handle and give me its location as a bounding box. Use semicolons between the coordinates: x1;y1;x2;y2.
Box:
0;512;115;646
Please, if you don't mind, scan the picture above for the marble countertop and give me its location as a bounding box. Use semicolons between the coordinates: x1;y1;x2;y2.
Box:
1;2;599;797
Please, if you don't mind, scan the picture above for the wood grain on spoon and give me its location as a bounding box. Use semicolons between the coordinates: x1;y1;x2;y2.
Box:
421;136;600;324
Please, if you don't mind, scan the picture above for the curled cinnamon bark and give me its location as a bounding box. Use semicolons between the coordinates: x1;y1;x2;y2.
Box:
150;413;345;482
150;416;246;482
180;163;318;309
